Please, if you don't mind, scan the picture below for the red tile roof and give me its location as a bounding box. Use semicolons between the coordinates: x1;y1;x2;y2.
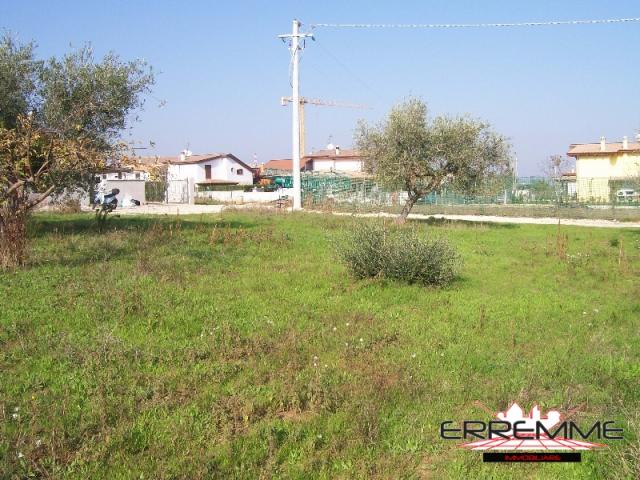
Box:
303;148;361;160
264;159;293;170
130;155;176;165
169;153;228;164
568;142;640;157
263;158;310;171
169;153;254;171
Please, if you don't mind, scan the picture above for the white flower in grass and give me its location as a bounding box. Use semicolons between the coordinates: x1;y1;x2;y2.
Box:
345;322;350;327
11;413;18;420
332;326;337;332
35;439;42;447
594;308;599;313
359;338;364;343
411;353;416;359
17;452;23;459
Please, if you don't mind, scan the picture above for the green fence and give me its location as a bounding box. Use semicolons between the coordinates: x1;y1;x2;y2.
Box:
293;175;640;208
145;181;167;203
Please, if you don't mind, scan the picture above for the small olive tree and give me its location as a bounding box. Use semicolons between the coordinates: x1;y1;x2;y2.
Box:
355;98;512;223
0;35;153;267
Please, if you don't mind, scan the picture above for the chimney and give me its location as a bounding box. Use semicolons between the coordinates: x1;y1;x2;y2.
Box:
600;136;606;152
335;145;340;156
180;149;192;162
623;136;629;149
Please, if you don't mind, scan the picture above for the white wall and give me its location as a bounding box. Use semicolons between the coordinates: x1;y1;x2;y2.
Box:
311;159;362;172
100;180;146;205
168;163;201;181
168;156;253;185
199;188;295;203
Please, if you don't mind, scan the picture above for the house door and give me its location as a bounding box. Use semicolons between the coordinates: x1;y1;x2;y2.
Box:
205;165;212;180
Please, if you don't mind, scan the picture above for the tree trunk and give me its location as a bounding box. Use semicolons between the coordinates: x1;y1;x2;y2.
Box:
0;208;27;269
396;194;418;224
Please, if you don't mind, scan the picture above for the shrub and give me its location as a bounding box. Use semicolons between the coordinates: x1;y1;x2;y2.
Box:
335;221;462;286
53;197;82;214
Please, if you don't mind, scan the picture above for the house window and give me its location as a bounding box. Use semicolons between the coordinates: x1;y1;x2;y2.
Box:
237;168;243;175
231;167;234;173
135;172;140;179
205;165;212;179
102;174;107;179
117;172;123;179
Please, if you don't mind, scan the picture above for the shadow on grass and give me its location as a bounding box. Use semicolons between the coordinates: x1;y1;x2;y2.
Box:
22;214;263;270
408;217;520;229
27;213;258;239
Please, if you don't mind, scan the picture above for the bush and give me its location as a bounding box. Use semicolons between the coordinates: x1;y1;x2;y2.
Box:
53;198;82;214
335;221;462;286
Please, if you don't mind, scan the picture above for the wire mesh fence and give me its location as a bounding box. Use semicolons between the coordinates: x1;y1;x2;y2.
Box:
298;174;640;207
295;174;640;220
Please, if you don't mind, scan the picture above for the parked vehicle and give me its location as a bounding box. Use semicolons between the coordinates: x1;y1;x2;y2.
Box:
616;189;638;202
94;188;120;219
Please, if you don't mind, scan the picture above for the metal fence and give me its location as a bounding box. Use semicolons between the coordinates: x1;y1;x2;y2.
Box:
145;181;167;203
296;174;640;208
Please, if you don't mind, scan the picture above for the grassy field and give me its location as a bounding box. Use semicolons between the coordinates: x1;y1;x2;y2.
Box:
325;201;640;222
1;210;639;479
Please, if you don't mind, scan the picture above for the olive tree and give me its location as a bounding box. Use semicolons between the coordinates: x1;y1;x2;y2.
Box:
0;35;154;267
355;98;512;223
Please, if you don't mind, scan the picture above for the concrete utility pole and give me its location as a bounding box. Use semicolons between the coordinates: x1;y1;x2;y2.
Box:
279;20;313;210
280;96;369;158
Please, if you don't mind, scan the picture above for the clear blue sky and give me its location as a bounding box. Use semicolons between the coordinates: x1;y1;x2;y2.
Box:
2;0;639;175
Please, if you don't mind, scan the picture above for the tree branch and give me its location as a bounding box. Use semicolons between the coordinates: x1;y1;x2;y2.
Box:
23;185;56;211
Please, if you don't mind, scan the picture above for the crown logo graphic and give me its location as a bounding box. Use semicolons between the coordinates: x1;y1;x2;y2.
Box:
459;403;606;451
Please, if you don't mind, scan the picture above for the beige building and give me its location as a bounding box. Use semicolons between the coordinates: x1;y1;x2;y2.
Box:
303;146;364;174
567;136;640;201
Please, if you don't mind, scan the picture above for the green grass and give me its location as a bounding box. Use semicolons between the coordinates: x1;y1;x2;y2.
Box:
326;201;640;222
1;211;639;479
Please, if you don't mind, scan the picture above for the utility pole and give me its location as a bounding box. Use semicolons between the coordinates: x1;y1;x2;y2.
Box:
279;20;313;210
280;96;369;159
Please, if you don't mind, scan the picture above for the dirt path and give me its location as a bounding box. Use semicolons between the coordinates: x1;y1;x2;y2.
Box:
108;203;640;229
324;211;640;229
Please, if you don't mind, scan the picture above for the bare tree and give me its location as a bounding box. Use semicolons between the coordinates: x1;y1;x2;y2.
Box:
355;98;512;223
543;154;574;208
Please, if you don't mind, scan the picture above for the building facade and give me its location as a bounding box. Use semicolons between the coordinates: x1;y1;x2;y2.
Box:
567;136;640;201
167;152;254;186
303;146;364;174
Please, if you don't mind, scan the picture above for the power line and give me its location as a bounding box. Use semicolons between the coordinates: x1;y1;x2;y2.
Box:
314;41;378;98
311;17;640;29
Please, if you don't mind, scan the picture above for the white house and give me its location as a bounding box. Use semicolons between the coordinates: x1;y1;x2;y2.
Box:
167;152;254;186
303;145;364;174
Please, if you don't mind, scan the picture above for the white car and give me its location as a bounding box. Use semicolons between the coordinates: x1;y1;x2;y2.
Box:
616;189;637;201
